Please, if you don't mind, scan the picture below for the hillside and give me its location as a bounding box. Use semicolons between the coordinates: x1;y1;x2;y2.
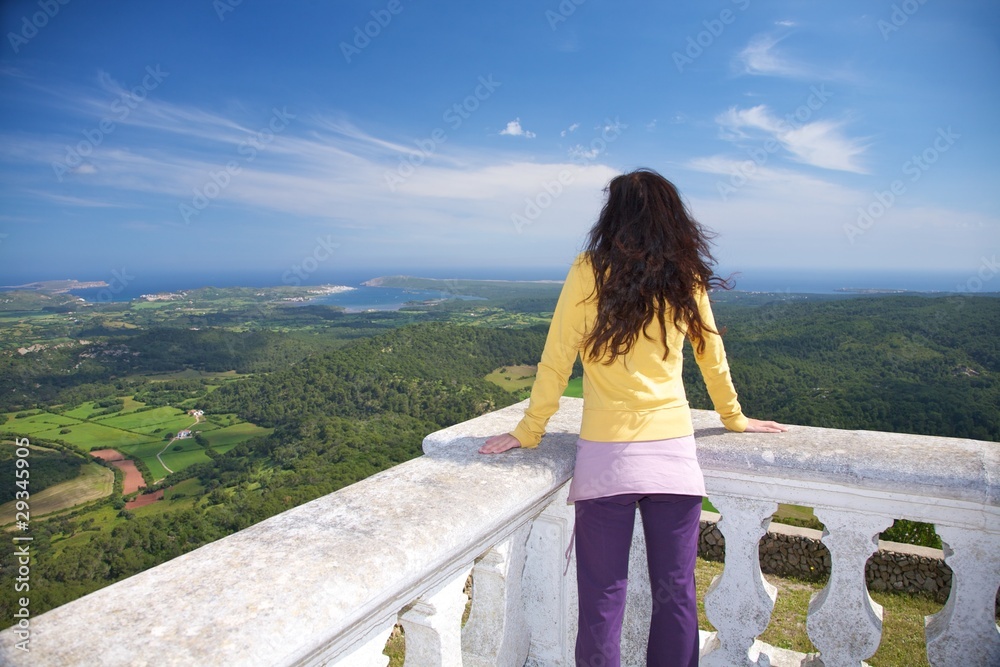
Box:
0;292;997;625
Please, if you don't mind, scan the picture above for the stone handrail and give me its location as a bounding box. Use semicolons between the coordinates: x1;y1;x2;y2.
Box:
0;397;997;666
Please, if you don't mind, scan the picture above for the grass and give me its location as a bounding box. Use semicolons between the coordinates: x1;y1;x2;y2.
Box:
49;505;121;556
694;558;941;666
381;560;942;666
0;462;114;525
33;421;158;451
1;411;82;435
128;415;208;436
165;477;205;500
115;422;270;479
159;442;213;472
702;498;822;530
485;365;538;392
131;479;203;517
61;402;99;420
563;377;583;398
95;406;187;431
201;423;272;449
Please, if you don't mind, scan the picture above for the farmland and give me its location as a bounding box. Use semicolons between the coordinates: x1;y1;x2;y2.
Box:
0;462;113;523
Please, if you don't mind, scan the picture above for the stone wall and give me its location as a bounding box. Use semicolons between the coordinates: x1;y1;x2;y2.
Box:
698;511;958;606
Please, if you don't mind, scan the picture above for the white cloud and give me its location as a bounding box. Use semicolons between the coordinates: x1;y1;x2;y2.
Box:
568;145;600;161
681;159;999;271
737;34;805;78
560;122;580;137
715;104;869;173
0;92;621;268
500;118;536;138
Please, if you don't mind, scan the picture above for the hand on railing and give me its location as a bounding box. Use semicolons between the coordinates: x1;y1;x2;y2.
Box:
479;433;522;454
744;418;788;433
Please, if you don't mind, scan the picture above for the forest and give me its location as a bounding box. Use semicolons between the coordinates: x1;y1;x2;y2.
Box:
0;287;997;624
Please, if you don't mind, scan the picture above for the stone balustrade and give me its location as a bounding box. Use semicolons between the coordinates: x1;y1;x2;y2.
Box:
0;397;997;666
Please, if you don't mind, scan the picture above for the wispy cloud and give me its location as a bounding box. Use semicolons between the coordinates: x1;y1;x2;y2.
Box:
737;34;806;78
560;122;580;137
0;85;618;258
715;105;868;173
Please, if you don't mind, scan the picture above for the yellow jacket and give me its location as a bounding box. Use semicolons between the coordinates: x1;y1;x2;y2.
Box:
511;253;748;448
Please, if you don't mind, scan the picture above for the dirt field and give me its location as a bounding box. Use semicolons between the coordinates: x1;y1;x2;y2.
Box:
113;460;145;495
90;448;125;462
90;449;146;494
125;489;164;509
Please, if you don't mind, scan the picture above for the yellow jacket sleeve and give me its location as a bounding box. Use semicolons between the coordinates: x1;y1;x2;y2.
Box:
692;288;748;432
510;259;588;448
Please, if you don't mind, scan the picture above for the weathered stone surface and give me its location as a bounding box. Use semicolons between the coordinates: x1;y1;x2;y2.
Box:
0;400;580;667
689;410;999;512
0;398;995;667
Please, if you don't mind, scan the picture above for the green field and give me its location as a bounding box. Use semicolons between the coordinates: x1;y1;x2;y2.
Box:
34;422;157;451
118;440;173;480
128;415;207;436
62;402;99;420
121;396;146;412
201;423;272;449
563;377;583;398
166;477;205;500
1;411;82;435
0;462;114;524
116;422;272;479
159;440;213;472
485;364;537;391
96;406;187;431
49;504;120;556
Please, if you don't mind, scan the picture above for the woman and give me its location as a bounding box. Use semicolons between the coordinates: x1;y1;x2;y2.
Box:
479;169;786;667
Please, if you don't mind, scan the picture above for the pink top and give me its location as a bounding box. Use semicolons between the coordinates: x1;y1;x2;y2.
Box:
566;435;706;503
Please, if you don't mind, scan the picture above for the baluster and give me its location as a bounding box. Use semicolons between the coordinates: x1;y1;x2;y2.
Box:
522;485;577;666
462;524;531;667
400;567;472;667
332;621;395;667
701;495;778;667
925;525;1000;667
806;509;893;667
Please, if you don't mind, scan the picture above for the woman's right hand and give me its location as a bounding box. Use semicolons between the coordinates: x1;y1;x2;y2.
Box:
744;418;788;433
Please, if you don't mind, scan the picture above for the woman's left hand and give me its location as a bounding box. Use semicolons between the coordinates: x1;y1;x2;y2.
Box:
744;418;789;433
479;433;522;454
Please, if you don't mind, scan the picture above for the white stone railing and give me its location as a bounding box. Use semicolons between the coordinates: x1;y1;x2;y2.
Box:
0;397;997;666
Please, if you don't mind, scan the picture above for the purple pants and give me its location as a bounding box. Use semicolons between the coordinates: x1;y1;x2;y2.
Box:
574;493;702;667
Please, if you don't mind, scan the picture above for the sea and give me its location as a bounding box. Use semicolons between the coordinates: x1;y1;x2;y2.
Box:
1;267;990;310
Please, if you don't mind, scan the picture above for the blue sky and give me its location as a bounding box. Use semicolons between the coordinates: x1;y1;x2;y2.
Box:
1;0;998;286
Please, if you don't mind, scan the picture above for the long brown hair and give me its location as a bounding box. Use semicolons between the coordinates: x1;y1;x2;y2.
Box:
581;169;730;363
